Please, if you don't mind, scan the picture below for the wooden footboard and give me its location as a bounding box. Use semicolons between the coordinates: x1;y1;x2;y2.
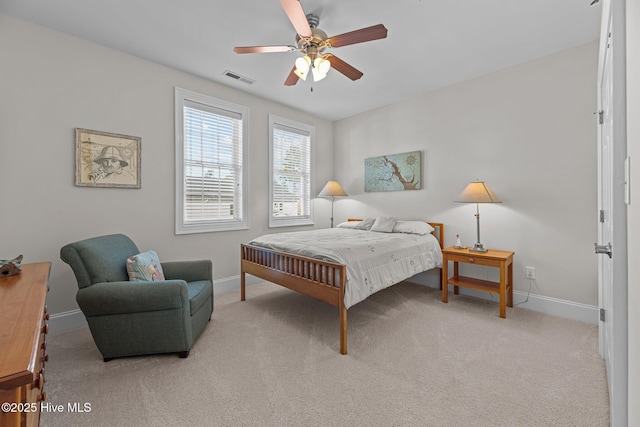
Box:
240;244;348;354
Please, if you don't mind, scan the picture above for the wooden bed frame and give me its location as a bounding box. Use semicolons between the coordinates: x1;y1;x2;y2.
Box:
240;220;444;355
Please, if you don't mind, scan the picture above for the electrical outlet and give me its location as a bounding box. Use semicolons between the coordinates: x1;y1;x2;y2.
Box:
525;266;536;280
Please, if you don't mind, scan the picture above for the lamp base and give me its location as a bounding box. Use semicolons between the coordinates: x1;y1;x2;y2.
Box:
469;243;488;253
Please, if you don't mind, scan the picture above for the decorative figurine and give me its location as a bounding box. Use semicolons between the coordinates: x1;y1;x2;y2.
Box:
454;234;463;249
0;255;23;278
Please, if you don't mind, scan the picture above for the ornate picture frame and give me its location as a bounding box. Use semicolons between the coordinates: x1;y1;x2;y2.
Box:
75;128;141;188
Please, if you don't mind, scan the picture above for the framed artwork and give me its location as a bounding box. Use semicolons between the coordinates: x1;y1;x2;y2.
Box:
364;150;421;192
75;128;141;188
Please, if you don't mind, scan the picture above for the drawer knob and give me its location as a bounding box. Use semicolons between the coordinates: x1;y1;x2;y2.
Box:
42;323;49;334
33;373;44;389
468;257;475;263
38;391;47;402
41;354;49;364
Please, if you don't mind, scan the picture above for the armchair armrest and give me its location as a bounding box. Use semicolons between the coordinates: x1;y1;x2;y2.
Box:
77;280;189;317
161;259;212;282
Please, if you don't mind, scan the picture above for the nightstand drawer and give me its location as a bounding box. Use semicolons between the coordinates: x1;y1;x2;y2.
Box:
446;253;501;267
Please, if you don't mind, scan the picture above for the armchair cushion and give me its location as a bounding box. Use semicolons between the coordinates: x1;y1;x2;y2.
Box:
188;280;214;314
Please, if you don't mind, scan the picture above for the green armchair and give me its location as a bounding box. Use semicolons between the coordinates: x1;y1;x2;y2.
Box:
60;234;213;361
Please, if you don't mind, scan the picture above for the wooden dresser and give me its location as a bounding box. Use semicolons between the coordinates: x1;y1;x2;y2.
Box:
0;263;50;427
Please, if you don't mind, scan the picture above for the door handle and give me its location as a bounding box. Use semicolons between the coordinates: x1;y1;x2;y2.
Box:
594;242;612;258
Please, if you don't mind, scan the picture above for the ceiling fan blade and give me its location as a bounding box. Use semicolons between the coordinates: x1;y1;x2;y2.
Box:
234;45;296;54
327;24;388;48
280;0;312;37
325;54;363;81
284;66;300;86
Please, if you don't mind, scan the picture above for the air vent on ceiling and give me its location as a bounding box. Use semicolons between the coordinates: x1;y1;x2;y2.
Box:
223;70;255;85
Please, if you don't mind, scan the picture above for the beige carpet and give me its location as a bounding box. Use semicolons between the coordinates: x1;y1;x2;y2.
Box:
41;282;609;427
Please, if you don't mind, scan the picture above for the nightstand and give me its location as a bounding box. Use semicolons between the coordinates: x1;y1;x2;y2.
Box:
441;247;514;318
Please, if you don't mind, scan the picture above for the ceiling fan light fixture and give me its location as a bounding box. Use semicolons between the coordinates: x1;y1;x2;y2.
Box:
294;55;311;80
311;68;327;81
294;69;308;81
306;56;329;82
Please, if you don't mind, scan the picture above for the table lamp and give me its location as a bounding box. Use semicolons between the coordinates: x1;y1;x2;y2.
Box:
456;180;502;252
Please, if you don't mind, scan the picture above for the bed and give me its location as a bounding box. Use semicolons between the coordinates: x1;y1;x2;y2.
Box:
240;218;444;354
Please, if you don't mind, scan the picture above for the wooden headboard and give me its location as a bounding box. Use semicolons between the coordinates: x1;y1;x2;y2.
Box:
346;218;445;249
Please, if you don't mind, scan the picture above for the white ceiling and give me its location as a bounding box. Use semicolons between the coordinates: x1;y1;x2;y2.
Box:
0;0;601;121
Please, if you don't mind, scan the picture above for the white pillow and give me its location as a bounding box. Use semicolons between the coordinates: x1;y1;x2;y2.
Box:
355;217;376;230
337;221;360;229
393;220;435;235
370;216;397;233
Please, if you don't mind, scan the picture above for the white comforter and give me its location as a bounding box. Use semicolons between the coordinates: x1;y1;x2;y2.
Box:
249;228;442;309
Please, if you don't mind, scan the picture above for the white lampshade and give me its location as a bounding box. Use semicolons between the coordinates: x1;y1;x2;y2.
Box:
312;57;331;81
294;56;311;81
456;181;502;204
318;180;348;197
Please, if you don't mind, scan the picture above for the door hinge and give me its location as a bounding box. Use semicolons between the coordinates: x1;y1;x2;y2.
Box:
600;308;605;322
598;110;604;124
600;209;605;223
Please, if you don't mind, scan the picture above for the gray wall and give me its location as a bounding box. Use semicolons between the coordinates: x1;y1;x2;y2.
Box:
0;13;334;316
333;42;599;306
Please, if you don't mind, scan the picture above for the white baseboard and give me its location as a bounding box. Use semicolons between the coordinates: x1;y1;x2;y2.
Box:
405;276;599;325
49;309;88;334
49;273;598;333
509;290;599;325
212;274;263;294
451;287;598;324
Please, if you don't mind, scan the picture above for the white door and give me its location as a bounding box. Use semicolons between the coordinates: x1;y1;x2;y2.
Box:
597;1;628;425
597;22;614;390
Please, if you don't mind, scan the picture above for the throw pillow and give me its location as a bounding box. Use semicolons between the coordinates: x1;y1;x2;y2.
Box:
337;221;360;229
370;216;397;233
355;217;376;230
393;220;435;235
126;250;165;282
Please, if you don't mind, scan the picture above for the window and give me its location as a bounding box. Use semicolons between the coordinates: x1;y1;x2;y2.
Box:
175;88;248;234
269;114;314;227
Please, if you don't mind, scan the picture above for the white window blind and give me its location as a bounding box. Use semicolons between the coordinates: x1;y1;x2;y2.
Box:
175;88;248;233
269;115;314;227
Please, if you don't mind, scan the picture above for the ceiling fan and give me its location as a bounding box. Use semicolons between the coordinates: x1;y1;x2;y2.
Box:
233;0;388;86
